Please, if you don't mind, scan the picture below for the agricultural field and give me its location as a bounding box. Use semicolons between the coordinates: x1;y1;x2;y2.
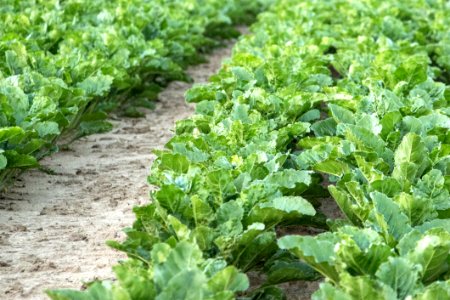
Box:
1;0;450;299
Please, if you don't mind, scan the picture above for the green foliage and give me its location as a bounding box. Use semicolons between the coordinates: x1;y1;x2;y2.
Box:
0;0;271;189
48;0;450;299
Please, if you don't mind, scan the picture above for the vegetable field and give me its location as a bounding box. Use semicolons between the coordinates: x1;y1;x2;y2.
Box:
0;0;268;190
1;0;450;299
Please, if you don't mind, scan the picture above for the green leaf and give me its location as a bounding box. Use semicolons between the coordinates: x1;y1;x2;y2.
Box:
295;144;333;169
344;124;386;154
156;270;206;300
5;47;27;75
266;259;321;285
0;126;25;143
394;133;427;165
415;219;450;234
393;133;429;181
278;234;340;283
394;192;435;226
265;169;312;190
407;229;450;282
394;56;428;88
77;75;113;97
329;186;363;226
413;169;450;211
155;184;187;214
216;201;244;236
208;266;249;293
207;169;237;199
370;178;402;198
380;111;402;139
78;120;113;137
335;227;391;276
153;241;203;291
299;109;321;122
113;259;156;299
231;67;254;83
167;215;190;241
258;196;315;215
46;281;119;300
233;231;277;272
328;104;355;124
311;118;337;137
185;85;216;103
248;196;316;226
35;121;60;137
192;226;215;251
3;151;38;168
375;257;420;299
191;195;214;225
312;283;351;300
370;192;412;242
414;280;450;300
159;153;190;173
248;285;286;300
314;159;349;177
339;274;396;300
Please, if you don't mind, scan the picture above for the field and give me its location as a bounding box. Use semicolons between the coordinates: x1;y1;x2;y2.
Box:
1;0;449;299
0;41;235;299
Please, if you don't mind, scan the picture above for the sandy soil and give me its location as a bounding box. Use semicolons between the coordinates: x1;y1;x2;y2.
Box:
0;43;235;300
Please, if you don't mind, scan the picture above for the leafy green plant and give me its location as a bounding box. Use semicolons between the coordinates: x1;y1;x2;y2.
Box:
0;0;271;190
47;0;450;299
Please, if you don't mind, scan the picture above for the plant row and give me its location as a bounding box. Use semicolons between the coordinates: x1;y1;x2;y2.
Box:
48;0;450;299
0;0;271;190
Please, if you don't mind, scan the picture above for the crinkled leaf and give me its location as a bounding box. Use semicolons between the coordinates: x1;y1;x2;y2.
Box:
375;257;420;299
208;266;249;293
278;234;340;283
370;192;412;242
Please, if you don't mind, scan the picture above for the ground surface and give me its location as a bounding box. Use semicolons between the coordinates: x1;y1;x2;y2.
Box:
0;43;235;300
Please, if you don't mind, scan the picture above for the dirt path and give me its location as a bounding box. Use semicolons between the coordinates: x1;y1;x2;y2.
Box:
0;43;235;300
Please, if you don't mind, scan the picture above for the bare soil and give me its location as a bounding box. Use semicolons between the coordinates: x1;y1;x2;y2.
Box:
0;43;234;300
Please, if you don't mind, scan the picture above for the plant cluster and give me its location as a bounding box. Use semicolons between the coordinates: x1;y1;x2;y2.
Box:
0;0;271;190
47;0;449;299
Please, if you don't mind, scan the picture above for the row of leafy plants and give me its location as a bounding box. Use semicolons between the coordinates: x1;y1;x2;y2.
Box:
48;0;450;299
0;0;272;190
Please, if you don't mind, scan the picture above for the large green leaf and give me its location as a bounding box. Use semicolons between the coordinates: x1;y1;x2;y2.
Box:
3;151;38;169
152;241;203;290
0;126;25;143
156;270;206;300
207;266;249;293
278;234;340;283
375;257;420;299
407;229;450;282
247;196;316;226
265;258;321;285
339;274;397;300
335;227;392;276
370;192;412;242
328;104;355;124
314;159;350;177
393;133;429;181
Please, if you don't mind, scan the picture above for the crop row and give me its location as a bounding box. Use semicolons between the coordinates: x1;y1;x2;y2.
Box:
0;0;271;190
49;0;450;299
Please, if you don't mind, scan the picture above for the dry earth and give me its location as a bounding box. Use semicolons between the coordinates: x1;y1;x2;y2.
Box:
0;43;235;300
